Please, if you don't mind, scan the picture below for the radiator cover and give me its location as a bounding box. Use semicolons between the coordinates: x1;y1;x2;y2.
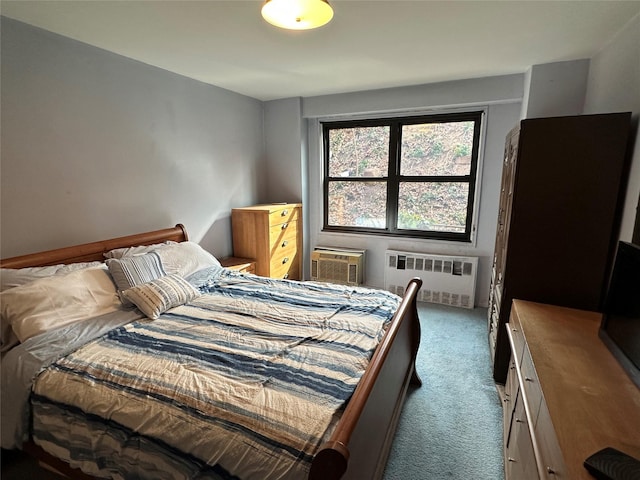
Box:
385;250;478;309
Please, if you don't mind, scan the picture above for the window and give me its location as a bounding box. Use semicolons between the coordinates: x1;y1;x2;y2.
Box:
322;111;483;242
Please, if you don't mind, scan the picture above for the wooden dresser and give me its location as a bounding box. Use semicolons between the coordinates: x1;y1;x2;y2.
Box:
503;300;640;479
231;203;302;280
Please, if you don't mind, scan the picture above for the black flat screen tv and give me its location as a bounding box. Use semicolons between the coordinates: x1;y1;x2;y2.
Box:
599;241;640;389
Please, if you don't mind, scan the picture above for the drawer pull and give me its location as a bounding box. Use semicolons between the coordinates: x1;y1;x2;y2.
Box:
282;257;289;264
281;210;288;216
283;273;289;279
281;240;289;247
508;457;517;463
281;222;289;230
515;417;524;424
547;467;556;476
525;377;534;382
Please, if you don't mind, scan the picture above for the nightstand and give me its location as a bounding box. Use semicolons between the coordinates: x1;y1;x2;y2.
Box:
220;256;256;274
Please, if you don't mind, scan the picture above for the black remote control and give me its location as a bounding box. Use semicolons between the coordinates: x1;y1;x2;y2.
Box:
584;447;640;480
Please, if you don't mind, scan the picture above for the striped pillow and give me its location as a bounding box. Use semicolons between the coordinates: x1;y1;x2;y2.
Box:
121;274;200;319
106;252;166;290
106;253;166;305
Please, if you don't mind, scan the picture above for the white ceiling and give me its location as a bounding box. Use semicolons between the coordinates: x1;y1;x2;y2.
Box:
2;0;640;101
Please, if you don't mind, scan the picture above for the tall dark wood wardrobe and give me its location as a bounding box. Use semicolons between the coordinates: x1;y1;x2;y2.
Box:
488;112;632;384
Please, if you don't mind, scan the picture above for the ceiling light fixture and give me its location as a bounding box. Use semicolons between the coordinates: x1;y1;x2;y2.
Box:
261;0;334;30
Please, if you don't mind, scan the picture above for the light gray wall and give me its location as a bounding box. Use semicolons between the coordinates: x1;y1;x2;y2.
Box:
263;97;304;204
583;12;640;243
295;76;524;307
521;59;590;119
263;97;311;278
302;74;523;118
1;17;265;259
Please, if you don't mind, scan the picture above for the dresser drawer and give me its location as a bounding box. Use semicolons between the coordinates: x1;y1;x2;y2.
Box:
503;359;518;444
514;428;538;478
508;321;526;365
273;238;297;257
534;402;567;478
520;347;543;426
506;392;538;479
268;220;299;249
270;255;300;280
268;205;300;226
270;239;298;268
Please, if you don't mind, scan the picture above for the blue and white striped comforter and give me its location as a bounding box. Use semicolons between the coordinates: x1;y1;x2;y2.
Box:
31;270;401;480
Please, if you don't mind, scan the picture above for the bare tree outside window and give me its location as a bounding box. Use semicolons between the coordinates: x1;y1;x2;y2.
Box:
322;112;482;242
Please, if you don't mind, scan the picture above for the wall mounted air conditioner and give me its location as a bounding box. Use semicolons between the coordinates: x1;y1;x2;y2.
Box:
311;247;365;286
385;250;478;309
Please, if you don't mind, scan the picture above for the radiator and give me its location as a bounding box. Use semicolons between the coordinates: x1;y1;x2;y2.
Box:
311;247;365;286
385;250;478;309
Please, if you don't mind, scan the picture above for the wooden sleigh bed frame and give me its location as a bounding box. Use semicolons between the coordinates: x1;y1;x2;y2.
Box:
1;224;423;480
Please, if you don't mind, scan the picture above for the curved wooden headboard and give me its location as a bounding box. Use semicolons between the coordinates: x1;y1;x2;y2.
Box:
0;224;188;269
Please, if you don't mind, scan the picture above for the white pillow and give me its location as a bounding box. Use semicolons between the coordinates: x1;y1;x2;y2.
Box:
153;242;221;278
103;241;177;259
0;261;104;292
121;274;201;320
0;266;121;345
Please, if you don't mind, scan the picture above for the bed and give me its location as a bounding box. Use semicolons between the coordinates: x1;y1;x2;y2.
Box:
0;224;422;480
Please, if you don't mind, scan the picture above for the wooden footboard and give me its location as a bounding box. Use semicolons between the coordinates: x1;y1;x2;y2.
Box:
310;277;423;480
